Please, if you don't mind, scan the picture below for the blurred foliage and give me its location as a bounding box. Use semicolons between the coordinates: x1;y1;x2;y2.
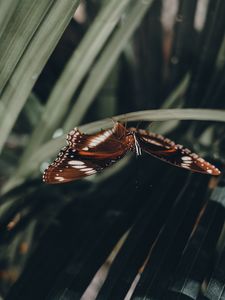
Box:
0;0;225;299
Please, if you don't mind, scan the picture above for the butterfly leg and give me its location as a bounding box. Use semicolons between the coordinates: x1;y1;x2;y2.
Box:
133;133;142;156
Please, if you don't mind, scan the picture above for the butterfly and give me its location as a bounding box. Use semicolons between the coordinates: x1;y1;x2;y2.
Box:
43;122;221;184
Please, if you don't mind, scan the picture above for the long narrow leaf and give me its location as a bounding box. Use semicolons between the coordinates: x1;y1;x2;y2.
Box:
0;0;18;39
161;73;190;109
63;0;155;131
19;0;131;164
0;0;54;92
0;0;80;153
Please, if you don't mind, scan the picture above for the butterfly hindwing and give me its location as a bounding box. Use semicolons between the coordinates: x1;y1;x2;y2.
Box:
43;146;126;184
136;129;220;175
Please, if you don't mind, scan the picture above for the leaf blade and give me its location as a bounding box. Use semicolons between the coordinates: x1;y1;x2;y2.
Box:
0;0;80;152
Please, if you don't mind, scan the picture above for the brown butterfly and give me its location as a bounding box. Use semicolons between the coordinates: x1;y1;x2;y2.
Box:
43;122;221;184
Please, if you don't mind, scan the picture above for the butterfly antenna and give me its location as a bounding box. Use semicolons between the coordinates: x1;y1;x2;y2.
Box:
147;121;153;129
124;119;128;130
136;121;141;130
110;117;118;126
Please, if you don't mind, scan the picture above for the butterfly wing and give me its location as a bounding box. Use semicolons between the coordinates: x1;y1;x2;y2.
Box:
135;129;220;175
43;123;132;184
43;146;129;184
66;122;129;157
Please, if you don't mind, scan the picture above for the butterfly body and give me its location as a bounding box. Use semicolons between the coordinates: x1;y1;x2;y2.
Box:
43;122;220;184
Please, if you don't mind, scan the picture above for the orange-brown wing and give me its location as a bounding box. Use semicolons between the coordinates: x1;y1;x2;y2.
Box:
66;122;130;158
43;123;131;184
43;146;129;184
136;129;220;176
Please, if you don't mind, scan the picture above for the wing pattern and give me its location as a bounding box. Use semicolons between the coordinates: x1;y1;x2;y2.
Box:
43;123;221;184
135;129;220;176
43;123;133;184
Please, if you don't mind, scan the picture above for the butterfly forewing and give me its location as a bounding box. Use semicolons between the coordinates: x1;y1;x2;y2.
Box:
43;123;132;184
67;122;130;156
136;129;220;175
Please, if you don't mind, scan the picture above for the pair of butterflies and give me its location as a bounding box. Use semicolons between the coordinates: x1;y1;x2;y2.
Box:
43;122;220;184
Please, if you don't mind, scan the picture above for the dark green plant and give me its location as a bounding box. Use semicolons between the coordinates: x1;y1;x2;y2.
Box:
0;0;225;299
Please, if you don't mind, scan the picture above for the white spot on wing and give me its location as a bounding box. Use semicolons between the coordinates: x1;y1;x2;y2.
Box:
198;158;204;163
142;137;163;147
72;165;85;169
88;132;112;148
68;160;84;165
81;168;93;172
86;170;97;175
181;156;192;161
104;131;111;138
181;163;190;169
55;176;65;181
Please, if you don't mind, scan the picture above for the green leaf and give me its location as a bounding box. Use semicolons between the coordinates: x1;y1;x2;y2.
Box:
0;0;18;39
63;0;155;131
0;0;80;153
161;73;190;109
23;93;43;128
0;0;55;91
19;0;131;164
